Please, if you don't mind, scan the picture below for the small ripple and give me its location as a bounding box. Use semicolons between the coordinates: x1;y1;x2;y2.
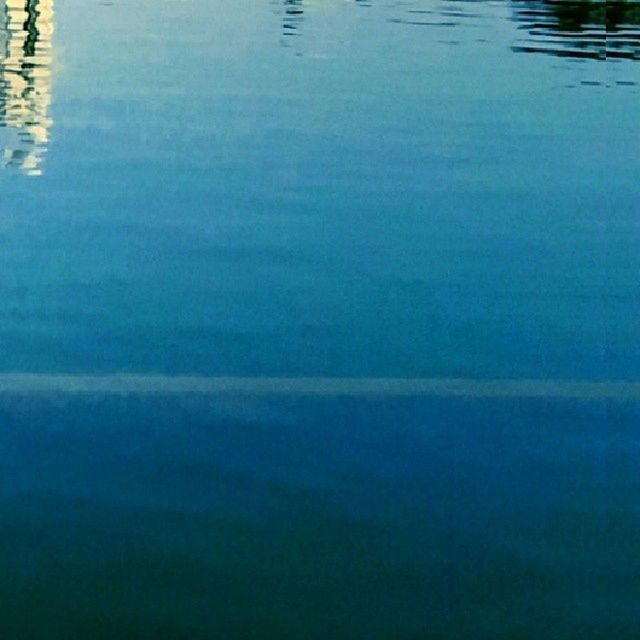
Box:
388;18;459;26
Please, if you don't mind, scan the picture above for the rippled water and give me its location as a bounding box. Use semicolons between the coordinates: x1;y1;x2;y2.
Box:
0;2;638;638
512;0;639;59
0;0;638;379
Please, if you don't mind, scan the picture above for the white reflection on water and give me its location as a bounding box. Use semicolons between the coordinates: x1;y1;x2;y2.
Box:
0;0;53;176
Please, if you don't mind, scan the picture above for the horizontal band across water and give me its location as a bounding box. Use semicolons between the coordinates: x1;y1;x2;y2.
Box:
0;375;638;399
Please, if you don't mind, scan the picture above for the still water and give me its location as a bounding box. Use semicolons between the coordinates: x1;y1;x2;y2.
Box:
0;1;638;638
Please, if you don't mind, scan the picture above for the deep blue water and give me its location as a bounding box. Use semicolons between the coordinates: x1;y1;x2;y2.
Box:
0;394;638;638
0;1;638;638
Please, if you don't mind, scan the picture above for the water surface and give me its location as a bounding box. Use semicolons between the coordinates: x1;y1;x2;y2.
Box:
0;1;638;638
1;0;638;379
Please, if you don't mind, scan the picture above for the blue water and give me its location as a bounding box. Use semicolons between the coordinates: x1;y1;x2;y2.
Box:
0;1;638;637
1;0;638;379
0;394;637;638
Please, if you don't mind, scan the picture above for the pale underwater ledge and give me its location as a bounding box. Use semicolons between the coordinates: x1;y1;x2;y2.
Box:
0;373;640;399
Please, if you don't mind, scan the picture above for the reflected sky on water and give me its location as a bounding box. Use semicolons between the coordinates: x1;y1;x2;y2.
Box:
0;1;638;174
0;1;637;176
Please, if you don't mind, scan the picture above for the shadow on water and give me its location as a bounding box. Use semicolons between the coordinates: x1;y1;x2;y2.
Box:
0;0;54;176
512;0;640;60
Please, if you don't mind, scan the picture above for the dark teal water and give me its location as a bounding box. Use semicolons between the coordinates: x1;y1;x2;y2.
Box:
0;1;638;638
0;394;637;639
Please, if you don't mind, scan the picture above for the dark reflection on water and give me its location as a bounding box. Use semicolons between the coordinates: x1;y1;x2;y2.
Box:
279;0;371;45
282;0;304;38
512;0;640;60
277;0;639;62
0;0;53;175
